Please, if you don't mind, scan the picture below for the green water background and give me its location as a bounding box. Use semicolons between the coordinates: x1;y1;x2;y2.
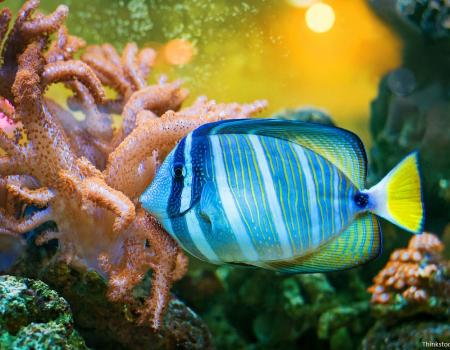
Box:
3;0;403;146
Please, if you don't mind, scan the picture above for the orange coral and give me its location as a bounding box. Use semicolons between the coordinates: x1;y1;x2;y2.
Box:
368;233;449;317
0;0;266;330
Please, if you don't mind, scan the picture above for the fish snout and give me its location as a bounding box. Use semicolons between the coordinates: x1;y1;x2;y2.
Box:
140;182;169;220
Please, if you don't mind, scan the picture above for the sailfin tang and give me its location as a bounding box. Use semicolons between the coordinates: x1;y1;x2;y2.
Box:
262;213;381;273
194;119;368;188
365;152;424;234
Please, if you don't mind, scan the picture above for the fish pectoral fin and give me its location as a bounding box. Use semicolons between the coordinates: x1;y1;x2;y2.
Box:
199;181;226;231
199;181;216;218
264;213;382;274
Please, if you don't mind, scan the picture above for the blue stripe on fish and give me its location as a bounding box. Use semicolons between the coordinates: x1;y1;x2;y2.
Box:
248;135;294;258
166;137;213;261
209;135;259;261
179;133;193;213
183;208;219;262
222;134;284;259
292;143;321;247
196;133;359;261
167;137;185;217
167;215;208;261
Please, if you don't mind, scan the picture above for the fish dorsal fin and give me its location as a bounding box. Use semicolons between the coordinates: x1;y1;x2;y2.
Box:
260;213;382;274
194;119;368;188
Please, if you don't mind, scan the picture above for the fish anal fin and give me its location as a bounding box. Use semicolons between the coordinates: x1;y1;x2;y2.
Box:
264;213;382;274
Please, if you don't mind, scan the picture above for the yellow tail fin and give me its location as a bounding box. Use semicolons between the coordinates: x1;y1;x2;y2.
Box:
365;152;424;234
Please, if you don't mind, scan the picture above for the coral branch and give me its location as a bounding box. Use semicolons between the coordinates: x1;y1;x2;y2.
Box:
0;157;15;175
101;44;122;67
138;48;156;79
13;42;80;178
81;43;159;114
122;43;146;91
121;82;188;137
0;206;53;234
1;0;40;66
12;40;47;122
34;229;60;246
135;210;179;329
172;250;189;282
80;177;135;234
20;4;68;37
67;80;113;141
81;50;133;100
42;61;106;103
5;178;54;208
0;97;15;120
101;235;157;303
0;1;66;99
136;110;158;125
46;25;86;63
0;8;11;44
0;130;21;159
45;99;108;169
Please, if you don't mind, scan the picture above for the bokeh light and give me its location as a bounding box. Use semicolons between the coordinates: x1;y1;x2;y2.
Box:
305;3;336;33
164;39;196;66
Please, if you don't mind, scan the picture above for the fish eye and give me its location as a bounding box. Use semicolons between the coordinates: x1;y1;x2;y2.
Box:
172;163;185;179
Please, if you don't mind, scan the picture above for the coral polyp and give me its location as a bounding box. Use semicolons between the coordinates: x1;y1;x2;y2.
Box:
0;0;266;330
368;233;450;318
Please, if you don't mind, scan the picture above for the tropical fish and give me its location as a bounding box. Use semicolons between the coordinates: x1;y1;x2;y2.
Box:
140;119;424;273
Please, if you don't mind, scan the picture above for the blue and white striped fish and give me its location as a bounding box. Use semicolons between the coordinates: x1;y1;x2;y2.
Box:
140;119;424;273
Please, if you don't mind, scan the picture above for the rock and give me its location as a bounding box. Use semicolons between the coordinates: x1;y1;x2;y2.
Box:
0;235;25;273
0;275;89;350
362;321;450;349
7;243;213;350
368;0;450;233
318;302;371;340
202;304;246;350
175;266;372;349
330;327;353;350
272;107;335;125
396;0;450;40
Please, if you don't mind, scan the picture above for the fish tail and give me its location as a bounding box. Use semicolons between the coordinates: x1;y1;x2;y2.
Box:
363;151;424;234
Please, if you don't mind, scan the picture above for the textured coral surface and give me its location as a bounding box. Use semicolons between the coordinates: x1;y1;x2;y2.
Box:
0;0;266;332
0;275;88;350
368;233;450;318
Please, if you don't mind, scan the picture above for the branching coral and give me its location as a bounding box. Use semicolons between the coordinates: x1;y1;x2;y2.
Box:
368;233;450;318
0;0;266;330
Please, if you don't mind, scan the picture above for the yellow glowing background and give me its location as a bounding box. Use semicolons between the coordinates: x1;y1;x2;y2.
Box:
173;0;402;138
3;0;402;142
